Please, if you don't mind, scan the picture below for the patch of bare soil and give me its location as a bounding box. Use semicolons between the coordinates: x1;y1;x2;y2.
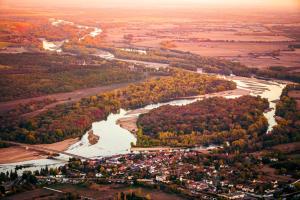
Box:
117;116;139;133
2;187;64;200
0;138;79;164
53;183;185;200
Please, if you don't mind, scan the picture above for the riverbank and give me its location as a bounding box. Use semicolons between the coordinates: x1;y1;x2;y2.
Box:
117;117;138;133
0;138;79;164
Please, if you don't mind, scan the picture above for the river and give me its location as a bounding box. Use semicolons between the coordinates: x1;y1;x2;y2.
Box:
42;18;102;52
0;19;287;173
65;74;285;159
0;72;286;173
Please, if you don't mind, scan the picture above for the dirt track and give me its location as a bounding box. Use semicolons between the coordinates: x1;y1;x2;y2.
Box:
0;79;147;118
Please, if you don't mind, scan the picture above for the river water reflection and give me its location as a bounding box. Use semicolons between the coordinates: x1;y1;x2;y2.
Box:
0;19;287;172
0;73;286;173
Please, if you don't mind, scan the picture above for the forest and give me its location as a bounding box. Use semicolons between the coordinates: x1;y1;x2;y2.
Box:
0;53;162;101
262;84;300;147
136;95;269;149
0;69;236;144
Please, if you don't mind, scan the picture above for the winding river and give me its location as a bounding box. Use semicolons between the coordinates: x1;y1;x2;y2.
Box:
0;19;287;173
65;74;285;159
0;72;286;173
42;18;102;52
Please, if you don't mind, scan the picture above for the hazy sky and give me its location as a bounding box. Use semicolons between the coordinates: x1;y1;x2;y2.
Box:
2;0;300;10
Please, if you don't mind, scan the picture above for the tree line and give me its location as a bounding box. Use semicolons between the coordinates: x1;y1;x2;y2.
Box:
109;48;300;83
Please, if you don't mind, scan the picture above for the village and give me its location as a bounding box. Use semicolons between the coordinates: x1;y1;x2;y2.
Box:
1;149;299;199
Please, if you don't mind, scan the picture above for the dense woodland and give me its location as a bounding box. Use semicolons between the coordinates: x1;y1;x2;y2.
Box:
0;53;162;101
0;70;235;144
263;84;300;147
136;95;269;150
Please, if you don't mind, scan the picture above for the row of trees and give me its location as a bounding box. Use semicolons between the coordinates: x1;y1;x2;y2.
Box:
110;48;300;83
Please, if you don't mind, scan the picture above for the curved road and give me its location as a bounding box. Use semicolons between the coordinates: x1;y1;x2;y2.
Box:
0;79;148;118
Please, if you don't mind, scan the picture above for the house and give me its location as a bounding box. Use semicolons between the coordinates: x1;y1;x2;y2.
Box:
219;192;245;199
156;175;167;182
196;182;209;191
197;68;203;74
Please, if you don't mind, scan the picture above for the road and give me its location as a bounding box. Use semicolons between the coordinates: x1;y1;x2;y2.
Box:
115;58;169;69
0;79;148;117
0;49;171;117
130;147;182;153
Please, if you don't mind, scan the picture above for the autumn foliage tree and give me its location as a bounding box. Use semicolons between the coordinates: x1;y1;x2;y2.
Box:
136;95;269;149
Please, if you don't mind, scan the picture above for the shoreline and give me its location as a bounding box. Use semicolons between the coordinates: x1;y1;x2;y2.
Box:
0;138;79;164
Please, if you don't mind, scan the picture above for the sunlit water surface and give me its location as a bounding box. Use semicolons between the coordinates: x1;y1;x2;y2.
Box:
0;76;285;173
0;19;287;173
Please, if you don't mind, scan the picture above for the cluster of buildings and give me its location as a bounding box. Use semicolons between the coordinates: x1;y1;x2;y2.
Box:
32;149;295;199
2;149;297;199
